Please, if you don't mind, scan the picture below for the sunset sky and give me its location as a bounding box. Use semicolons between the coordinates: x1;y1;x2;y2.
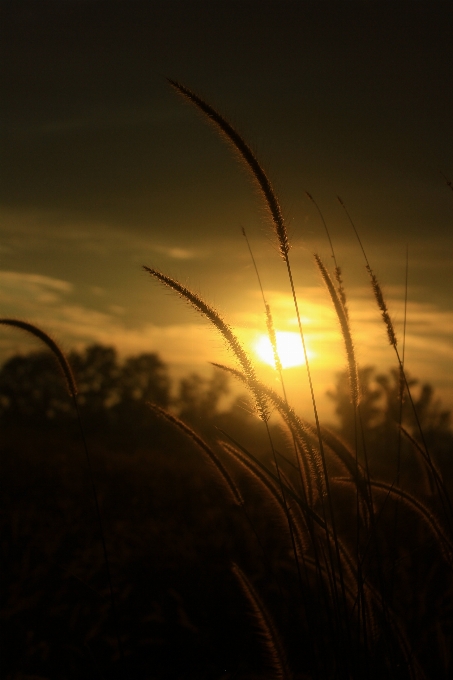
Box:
1;0;452;421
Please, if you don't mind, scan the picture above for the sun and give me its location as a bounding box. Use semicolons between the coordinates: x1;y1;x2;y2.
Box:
254;331;306;369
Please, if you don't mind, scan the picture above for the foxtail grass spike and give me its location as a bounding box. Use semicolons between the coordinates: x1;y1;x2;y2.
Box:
265;302;283;375
367;266;397;347
168;79;290;259
336;198;397;347
148;403;243;506
232;562;294;680
314;255;359;406
143;266;270;422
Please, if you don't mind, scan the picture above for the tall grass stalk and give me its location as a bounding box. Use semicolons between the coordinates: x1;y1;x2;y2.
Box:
313;253;371;650
306;192;348;317
389;246;410;602
306;194;369;649
240;226;327;640
143;80;453;677
166;81;353;664
232;562;293;680
337;197;453;530
241;227;327;616
0;317;126;673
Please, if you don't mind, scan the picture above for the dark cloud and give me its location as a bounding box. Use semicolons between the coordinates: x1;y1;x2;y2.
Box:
2;1;452;229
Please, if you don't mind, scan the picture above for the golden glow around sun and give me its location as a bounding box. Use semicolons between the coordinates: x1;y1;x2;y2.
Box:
254;331;306;369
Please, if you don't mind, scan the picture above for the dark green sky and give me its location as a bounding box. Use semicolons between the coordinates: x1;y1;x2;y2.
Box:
1;0;452;417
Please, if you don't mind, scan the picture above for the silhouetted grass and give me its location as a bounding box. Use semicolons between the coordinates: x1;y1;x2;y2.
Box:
143;81;453;679
1;82;452;680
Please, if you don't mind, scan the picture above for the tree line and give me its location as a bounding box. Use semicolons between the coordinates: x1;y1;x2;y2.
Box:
0;343;451;462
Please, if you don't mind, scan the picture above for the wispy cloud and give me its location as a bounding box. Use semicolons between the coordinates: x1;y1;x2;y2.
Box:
0;271;73;305
0;207;208;262
150;244;205;260
0;269;226;368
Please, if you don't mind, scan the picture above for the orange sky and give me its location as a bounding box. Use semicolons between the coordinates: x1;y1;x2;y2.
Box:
1;0;452;422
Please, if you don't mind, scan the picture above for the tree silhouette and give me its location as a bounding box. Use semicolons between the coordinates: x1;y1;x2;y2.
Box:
0;345;170;437
327;366;453;477
0;351;69;424
0;345;255;449
177;369;230;426
69;345;121;427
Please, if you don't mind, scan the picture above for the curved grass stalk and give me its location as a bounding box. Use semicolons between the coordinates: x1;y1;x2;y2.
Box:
212;362;322;506
148;403;243;506
0;318;77;397
218;429;369;656
143;267;310;601
232;562;293;680
334;476;453;566
220;441;310;559
370;480;453;565
217;428;326;532
0;317;125;669
169;80;289;259
316;427;368;494
220;436;333;671
148;404;292;601
400;425;448;499
143;266;269;422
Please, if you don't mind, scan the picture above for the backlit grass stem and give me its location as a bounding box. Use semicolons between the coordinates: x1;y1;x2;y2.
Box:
337;198;453;531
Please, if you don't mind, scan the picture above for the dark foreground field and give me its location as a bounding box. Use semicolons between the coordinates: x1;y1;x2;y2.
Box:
1;346;453;680
2;415;453;680
1;420;306;680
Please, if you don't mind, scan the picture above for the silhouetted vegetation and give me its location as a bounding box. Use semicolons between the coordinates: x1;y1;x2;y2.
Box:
0;344;276;452
328;366;453;491
0;345;169;438
1;346;451;462
1;346;452;679
2;80;453;680
0;345;290;679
